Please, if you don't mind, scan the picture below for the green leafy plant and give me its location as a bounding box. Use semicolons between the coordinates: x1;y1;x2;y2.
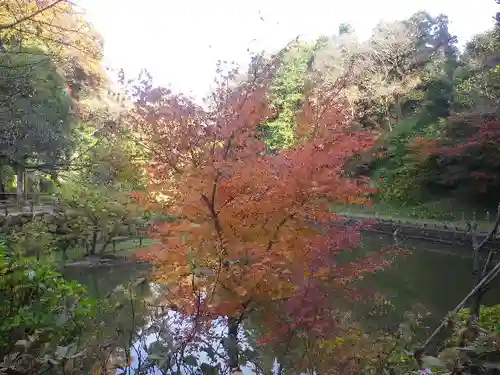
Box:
457;305;500;332
59;182;142;255
7;217;56;260
0;242;98;363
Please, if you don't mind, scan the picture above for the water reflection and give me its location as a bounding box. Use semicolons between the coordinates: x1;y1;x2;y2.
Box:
62;234;500;374
359;234;500;325
126;307;259;375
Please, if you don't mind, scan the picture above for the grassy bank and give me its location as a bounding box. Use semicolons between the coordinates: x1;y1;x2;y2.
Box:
55;237;160;263
331;199;495;230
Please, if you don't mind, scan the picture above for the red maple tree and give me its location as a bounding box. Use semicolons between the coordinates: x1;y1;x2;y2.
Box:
439;120;500;192
128;50;396;373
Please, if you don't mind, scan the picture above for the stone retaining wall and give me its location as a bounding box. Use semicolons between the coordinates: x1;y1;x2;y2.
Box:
0;210;63;231
3;211;499;251
336;215;500;250
0;211;147;249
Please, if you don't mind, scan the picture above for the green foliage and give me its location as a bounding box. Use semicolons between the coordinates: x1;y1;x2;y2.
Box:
70;126;147;190
367;112;455;209
59;181;143;255
453;63;500;111
0;48;74;167
377;165;423;205
426;305;500;373
372;118;428;204
7;217;56;260
457;305;500;332
0;242;97;359
245;304;427;375
260;44;313;149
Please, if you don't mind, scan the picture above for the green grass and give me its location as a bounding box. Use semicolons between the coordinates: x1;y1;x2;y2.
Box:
55;237;159;263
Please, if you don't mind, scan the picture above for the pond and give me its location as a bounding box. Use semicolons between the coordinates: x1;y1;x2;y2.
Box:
61;233;500;374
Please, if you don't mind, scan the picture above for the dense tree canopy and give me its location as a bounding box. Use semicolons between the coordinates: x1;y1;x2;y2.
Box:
0;0;108;199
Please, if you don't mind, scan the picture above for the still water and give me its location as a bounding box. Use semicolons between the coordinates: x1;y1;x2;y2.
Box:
62;233;500;374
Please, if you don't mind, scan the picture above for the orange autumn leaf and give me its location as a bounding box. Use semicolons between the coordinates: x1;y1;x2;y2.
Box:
127;47;397;372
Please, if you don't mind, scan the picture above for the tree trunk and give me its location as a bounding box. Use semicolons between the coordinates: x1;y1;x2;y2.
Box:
394;93;403;123
386;117;393;132
16;164;24;202
470;222;481;318
226;317;241;373
471;206;500;317
384;99;393;132
0;163;5;201
89;229;98;255
62;246;68;261
29;170;40;203
50;171;59;187
470;255;481;317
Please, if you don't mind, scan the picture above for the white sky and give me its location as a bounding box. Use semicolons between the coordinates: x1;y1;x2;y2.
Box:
79;0;498;99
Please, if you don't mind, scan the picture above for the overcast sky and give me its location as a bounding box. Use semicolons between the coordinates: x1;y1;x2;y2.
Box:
79;0;498;99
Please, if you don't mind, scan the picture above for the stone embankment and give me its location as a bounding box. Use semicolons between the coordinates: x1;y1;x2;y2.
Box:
0;208;76;232
336;215;500;250
3;207;499;251
63;255;150;268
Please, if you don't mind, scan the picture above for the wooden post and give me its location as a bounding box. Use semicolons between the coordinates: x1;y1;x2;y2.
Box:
113;240;116;253
15;165;23;204
23;167;28;202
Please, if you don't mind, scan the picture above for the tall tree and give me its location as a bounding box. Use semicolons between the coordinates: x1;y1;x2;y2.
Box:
0;48;73;198
0;0;104;96
0;0;105;199
129;48;395;373
354;12;457;131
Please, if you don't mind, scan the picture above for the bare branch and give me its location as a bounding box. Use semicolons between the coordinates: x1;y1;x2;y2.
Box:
419;202;500;353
